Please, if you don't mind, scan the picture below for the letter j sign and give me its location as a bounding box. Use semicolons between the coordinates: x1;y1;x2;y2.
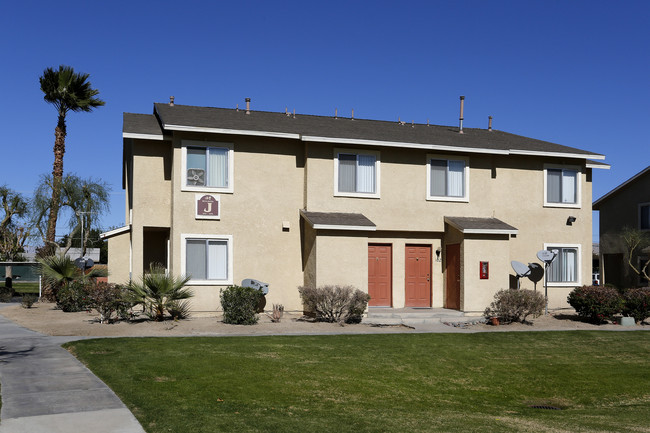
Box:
195;194;220;220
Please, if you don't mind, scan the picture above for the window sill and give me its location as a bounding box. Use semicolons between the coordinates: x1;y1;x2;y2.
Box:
543;202;581;209
334;192;380;199
546;282;581;288
182;186;233;194
186;279;233;286
426;196;469;203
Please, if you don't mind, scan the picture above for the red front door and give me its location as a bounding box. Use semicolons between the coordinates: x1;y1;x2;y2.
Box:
446;244;461;309
368;244;392;306
405;245;432;307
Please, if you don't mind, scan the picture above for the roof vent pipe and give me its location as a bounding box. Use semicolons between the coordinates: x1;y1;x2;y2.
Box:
169;96;174;106
245;98;251;115
488;116;493;131
351;108;354;120
335;108;337;119
459;96;465;134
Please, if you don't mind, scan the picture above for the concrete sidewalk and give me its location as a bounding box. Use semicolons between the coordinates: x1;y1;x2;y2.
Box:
0;314;145;433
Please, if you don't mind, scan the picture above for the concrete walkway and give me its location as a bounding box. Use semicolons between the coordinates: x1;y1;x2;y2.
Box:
0;314;145;433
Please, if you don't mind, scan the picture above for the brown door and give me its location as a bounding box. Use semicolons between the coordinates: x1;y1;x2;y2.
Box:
368;244;392;306
446;244;461;309
405;245;432;307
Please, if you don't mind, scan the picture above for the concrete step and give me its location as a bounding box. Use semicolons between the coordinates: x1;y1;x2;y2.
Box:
365;307;484;327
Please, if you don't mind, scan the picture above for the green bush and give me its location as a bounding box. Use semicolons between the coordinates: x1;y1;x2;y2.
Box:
220;285;265;325
0;286;14;302
622;287;650;323
298;285;371;324
567;285;623;324
483;289;546;324
86;281;129;323
21;293;38;308
56;280;90;312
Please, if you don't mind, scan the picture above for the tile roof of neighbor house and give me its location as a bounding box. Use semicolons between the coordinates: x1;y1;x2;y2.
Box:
593;165;650;208
444;216;518;234
300;211;376;231
123;103;606;161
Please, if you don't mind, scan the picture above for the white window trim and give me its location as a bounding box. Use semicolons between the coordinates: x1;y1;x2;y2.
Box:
181;140;234;194
333;148;380;199
543;164;581;208
543;243;582;287
639;202;650;231
181;234;234;285
426;154;470;202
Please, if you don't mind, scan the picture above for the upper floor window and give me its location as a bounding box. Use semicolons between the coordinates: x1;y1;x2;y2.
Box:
545;166;579;207
545;244;581;285
182;141;233;193
334;149;380;198
427;156;469;202
640;203;650;230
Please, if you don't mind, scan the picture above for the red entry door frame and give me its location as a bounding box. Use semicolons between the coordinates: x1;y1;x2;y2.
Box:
405;245;432;307
368;244;392;307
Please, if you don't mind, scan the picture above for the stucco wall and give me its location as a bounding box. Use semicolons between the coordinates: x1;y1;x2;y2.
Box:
107;232;130;284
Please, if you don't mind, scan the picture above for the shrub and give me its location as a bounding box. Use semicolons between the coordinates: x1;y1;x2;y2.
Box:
21;293;38;308
622;287;650;323
0;286;14;302
298;285;371;324
483;289;546;324
567;285;623;324
220;285;265;325
168;300;192;320
56;280;90;312
86;281;127;323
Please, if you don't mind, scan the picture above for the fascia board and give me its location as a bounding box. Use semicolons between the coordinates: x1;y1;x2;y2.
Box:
509;149;605;160
163;124;300;139
100;225;131;239
122;132;169;141
311;224;376;231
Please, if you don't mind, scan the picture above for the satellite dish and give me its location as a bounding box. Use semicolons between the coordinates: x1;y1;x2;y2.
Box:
511;261;531;277
537;249;557;264
527;263;544;283
83;257;95;269
74;258;85;270
241;278;269;295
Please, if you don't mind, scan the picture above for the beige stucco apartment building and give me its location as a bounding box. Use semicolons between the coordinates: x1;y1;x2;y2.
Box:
101;99;607;313
593;166;650;288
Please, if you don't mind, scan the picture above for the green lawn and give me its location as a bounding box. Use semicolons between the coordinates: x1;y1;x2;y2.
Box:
11;282;40;294
66;332;650;433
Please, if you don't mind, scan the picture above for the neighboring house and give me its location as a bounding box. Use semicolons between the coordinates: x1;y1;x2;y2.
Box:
593;166;650;288
101;98;607;313
21;246;101;263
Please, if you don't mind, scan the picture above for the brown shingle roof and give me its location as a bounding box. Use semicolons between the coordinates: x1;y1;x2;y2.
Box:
445;217;518;234
148;103;603;159
301;211;376;231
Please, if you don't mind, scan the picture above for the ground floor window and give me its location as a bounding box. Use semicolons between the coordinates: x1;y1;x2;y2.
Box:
181;234;233;284
545;244;580;285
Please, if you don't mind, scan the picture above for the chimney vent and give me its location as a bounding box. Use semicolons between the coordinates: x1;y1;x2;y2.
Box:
335;108;338;119
427;119;430;126
459;96;465;134
488;116;493;131
293;108;296;119
351;109;354;120
169;96;175;106
245;98;251;115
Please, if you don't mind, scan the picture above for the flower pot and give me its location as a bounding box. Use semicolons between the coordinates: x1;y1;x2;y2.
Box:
490;317;500;326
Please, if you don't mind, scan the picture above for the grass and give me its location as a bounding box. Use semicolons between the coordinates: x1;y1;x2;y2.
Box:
65;332;650;433
10;282;40;294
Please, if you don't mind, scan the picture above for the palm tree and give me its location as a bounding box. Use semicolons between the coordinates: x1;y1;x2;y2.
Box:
128;265;193;321
39;65;104;256
38;254;107;293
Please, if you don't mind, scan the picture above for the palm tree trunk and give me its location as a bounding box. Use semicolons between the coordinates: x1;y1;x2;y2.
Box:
44;116;66;256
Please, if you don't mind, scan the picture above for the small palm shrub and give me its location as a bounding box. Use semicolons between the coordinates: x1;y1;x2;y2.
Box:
56;280;90;312
220;285;265;325
484;289;545;324
127;266;193;321
298;285;370;324
567;285;623;324
622;287;650;323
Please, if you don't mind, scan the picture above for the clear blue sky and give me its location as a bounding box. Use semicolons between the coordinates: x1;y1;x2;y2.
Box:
1;0;648;242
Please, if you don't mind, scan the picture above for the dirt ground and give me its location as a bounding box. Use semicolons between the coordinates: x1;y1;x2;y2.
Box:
0;301;647;337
